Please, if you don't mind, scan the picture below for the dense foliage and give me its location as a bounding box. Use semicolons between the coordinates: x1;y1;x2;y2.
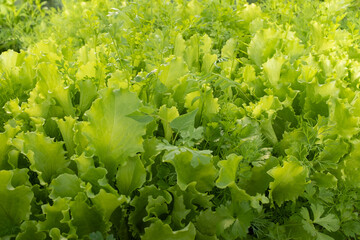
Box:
1;0;360;239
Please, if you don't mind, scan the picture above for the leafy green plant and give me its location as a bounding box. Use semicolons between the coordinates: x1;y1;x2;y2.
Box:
1;0;360;239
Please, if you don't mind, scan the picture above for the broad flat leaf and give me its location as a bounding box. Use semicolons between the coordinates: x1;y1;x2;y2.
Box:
12;132;69;184
73;121;89;154
185;0;203;16
277;128;309;157
165;150;217;192
0;50;35;91
268;161;307;206
116;156;146;195
49;173;84;199
0;170;33;237
216;154;242;188
229;184;252;203
82;88;150;178
142;221;196;240
170;109;198;133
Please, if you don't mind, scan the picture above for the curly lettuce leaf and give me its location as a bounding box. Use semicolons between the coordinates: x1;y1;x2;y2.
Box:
69;193;110;239
54;116;77;157
38;198;71;235
12;132;69;184
268;160;308;206
164;150;217;192
0;120;20;170
142;221;196;240
81;88;151;178
91;189;128;221
116;156;146;196
49;173;85;200
216;154;242;189
0;170;33;237
37;63;75;116
16;221;46;240
129;186;172;236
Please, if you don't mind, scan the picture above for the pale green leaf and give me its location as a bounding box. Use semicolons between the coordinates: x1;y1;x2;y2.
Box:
54;116;77;157
38;198;71;234
91;189;128;221
216;154;241;188
81;88;150;178
37;63;74;116
268;161;308;206
12;132;69;184
263;55;285;86
49;173;84;199
165;150;217;192
159;57;188;89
